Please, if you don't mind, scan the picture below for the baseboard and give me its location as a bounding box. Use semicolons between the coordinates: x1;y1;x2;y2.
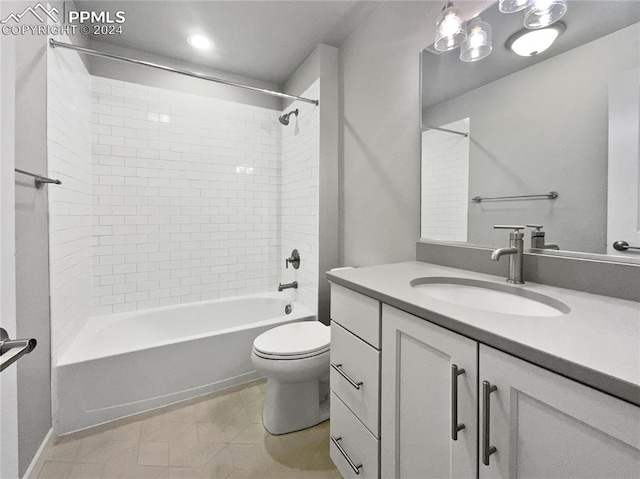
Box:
22;428;52;479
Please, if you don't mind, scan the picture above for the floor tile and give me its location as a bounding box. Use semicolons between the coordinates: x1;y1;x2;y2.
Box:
37;461;72;479
138;442;170;466
68;462;104;479
32;382;340;479
169;405;196;424
169;442;225;468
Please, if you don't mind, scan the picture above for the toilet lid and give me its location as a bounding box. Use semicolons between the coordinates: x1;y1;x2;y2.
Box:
253;322;330;358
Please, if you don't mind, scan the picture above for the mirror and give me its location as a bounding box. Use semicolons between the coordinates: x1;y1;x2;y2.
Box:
420;1;640;260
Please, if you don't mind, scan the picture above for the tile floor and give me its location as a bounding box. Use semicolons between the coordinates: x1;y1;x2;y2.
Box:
30;380;341;479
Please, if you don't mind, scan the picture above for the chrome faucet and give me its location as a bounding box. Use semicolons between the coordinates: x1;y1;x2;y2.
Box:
491;225;525;284
526;224;559;250
278;281;298;292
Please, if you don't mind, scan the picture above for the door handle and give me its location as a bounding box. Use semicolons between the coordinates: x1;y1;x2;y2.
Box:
451;364;466;440
0;328;37;372
331;435;363;475
482;380;498;466
331;362;363;390
613;240;640;252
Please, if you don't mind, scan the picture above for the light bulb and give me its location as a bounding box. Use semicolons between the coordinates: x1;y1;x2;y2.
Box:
524;0;566;29
187;34;213;50
460;17;492;62
499;0;532;13
434;2;467;52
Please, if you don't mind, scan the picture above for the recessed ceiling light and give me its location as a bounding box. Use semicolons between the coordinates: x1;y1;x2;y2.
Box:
187;34;213;50
506;22;565;57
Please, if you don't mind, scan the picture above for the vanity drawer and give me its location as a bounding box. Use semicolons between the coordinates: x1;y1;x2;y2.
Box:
330;283;380;348
330;391;379;479
331;321;380;436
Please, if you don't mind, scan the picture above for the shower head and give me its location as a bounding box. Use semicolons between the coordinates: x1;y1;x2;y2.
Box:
279;108;299;126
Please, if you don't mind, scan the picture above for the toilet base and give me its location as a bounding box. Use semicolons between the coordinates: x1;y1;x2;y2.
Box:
262;376;330;435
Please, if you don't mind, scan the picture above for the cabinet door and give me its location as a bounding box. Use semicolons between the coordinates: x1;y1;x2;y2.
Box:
381;305;478;479
479;344;640;479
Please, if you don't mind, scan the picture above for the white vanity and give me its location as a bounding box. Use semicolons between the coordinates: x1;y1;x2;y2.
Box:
327;262;640;479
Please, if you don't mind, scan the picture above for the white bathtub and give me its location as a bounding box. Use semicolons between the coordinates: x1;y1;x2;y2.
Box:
55;293;314;434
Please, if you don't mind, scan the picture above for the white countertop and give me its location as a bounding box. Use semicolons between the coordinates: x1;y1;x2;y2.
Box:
326;261;640;406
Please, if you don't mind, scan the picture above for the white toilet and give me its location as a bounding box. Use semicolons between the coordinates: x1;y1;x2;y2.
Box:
251;321;330;435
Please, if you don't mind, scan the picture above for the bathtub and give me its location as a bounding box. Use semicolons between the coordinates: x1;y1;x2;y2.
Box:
55;293;314;434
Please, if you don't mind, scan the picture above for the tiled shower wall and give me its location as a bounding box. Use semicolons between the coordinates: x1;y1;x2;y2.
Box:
47;36;92;363
280;81;320;313
421;118;470;242
90;77;282;315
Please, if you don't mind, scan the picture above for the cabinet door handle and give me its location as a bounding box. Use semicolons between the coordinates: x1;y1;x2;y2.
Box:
331;362;363;390
451;364;466;440
482;380;498;466
331;435;363;475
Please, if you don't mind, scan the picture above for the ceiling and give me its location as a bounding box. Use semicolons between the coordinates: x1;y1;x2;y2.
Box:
72;0;373;85
422;0;640;108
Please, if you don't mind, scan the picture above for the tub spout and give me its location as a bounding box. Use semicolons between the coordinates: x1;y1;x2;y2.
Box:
278;281;298;292
490;247;518;261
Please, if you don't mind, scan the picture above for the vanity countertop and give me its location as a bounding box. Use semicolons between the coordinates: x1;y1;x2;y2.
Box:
326;261;640;407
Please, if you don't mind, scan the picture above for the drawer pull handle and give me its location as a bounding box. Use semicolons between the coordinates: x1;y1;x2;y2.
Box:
331;435;363;475
482;380;498;466
331;362;363;390
451;364;466;440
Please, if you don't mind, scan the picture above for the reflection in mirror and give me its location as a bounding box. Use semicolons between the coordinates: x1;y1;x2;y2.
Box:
420;1;640;259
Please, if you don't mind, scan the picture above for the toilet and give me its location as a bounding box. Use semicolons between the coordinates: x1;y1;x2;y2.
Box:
251;321;331;435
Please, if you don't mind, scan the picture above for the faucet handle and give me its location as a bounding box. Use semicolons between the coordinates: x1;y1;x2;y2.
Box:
493;225;525;232
526;224;544;231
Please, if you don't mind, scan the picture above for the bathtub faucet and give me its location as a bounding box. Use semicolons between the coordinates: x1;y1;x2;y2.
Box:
278;281;298;292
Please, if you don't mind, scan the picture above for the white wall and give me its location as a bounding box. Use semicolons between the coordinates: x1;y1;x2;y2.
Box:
339;2;437;266
280;81;320;313
338;1;492;266
90;77;282;314
0;17;18;479
284;44;339;324
47;34;92;364
421;119;469;242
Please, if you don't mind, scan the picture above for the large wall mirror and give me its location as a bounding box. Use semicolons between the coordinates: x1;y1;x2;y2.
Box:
420;0;640;261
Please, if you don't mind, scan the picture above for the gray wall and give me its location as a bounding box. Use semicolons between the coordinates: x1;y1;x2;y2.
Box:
284;44;340;325
87;39;282;111
13;21;52;478
338;2;457;267
423;23;640;254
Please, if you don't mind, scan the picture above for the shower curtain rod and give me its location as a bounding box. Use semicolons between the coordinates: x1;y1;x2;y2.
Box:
49;39;319;105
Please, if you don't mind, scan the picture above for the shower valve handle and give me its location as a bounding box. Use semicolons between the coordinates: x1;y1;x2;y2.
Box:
285;249;301;269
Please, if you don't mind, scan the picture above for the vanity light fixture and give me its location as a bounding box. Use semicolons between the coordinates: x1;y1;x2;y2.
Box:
499;0;532;14
434;1;467;52
506;22;565;57
187;34;213;50
460;17;492;62
524;0;567;29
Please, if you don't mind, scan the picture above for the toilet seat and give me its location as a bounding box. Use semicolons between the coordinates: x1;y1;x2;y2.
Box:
253;322;330;360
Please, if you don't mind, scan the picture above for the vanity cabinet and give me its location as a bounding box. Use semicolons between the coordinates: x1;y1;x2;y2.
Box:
329;284;381;479
329;286;640;479
381;304;478;479
479;344;640;479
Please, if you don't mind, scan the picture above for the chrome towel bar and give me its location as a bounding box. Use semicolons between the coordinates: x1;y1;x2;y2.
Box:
0;328;37;372
15;168;62;188
472;191;558;203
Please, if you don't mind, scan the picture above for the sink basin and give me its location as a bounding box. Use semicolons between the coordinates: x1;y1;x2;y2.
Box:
410;277;570;317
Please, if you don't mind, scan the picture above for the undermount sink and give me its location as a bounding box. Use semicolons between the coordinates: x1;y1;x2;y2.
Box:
410;277;571;317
